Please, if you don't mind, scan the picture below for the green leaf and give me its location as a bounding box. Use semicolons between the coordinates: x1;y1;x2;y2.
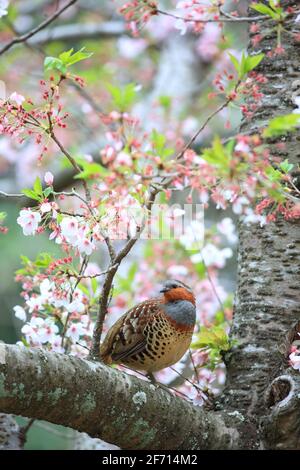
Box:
192;325;231;351
279;159;294;174
244;53;264;74
44;57;67;74
0;211;7;222
44;48;93;74
230;52;264;79
150;129;174;161
74;160;109;180
263;114;300;138
201;136;231;169
250;2;279;19
21;189;41;201
159;95;172;110
107;83;137;112
228;52;240;73
43;186;53;198
33;177;43;195
265;165;282;182
91;278;98;295
59;47;93;67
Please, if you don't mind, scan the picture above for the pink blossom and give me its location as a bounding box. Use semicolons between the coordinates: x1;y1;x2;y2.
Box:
21;317;58;345
49;336;65;353
66;322;85;343
196;24;220;62
17;209;41;236
289;351;300;371
44;171;54;185
26;295;45;313
115;151;133;166
77;237;95;256
60;217;79;244
235;141;250;153
9;92;25;106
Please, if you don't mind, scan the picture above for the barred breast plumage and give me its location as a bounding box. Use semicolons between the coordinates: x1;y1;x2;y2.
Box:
100;280;196;373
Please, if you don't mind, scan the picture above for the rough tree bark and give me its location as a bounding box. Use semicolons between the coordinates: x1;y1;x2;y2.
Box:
217;0;300;449
0;1;299;450
0;344;239;450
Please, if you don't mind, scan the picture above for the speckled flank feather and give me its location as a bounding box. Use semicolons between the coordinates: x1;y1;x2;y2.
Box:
100;290;195;373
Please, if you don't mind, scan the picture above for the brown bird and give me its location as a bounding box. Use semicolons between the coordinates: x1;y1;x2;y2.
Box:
100;280;196;375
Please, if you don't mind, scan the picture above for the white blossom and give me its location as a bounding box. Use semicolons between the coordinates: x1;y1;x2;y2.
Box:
191;244;233;268
13;305;26;322
9;91;25;106
40;202;52;213
60;217;79;244
217;218;238;244
77;237;95;256
44;171;54;185
0;0;9;17
289;351;300;371
66;323;86;343
17;209;41;236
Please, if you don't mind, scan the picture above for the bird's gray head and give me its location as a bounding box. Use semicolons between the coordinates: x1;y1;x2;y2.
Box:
160;279;193;294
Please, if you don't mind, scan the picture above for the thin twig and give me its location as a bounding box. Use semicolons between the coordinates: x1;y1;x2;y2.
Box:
0;191;25;198
156;8;267;24
90;92;238;359
0;0;78;56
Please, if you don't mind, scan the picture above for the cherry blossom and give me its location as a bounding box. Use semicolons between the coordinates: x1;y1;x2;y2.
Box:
217;218;238;244
40;202;52;213
167;265;188;277
13;305;26;322
60;217;79;244
21;317;59;345
9;92;25;106
191;244;233;269
289;351;300;371
44;171;54;185
0;0;8;17
17;209;41;236
76;237;95;256
66;297;85;314
66;322;86;343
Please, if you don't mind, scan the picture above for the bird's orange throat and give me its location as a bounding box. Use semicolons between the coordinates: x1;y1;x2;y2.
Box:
163;287;196;306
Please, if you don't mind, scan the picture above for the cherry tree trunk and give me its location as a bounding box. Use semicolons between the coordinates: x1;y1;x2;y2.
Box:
218;0;300;449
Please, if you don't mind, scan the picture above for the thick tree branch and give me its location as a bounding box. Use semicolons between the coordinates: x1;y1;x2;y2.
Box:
27;22;126;45
0;343;239;450
0;414;23;450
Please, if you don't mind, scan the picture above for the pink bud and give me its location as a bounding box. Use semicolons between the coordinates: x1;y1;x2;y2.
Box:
44;171;54;186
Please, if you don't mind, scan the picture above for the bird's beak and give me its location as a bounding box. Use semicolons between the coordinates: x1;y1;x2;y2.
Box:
160;287;168;293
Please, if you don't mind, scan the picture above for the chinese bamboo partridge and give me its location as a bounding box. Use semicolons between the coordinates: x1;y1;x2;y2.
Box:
100;280;196;373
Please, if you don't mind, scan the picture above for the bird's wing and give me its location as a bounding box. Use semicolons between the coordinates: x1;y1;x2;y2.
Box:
100;299;160;364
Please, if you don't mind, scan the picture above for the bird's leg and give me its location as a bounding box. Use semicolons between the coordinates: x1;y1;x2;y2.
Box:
146;373;174;395
146;372;157;384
